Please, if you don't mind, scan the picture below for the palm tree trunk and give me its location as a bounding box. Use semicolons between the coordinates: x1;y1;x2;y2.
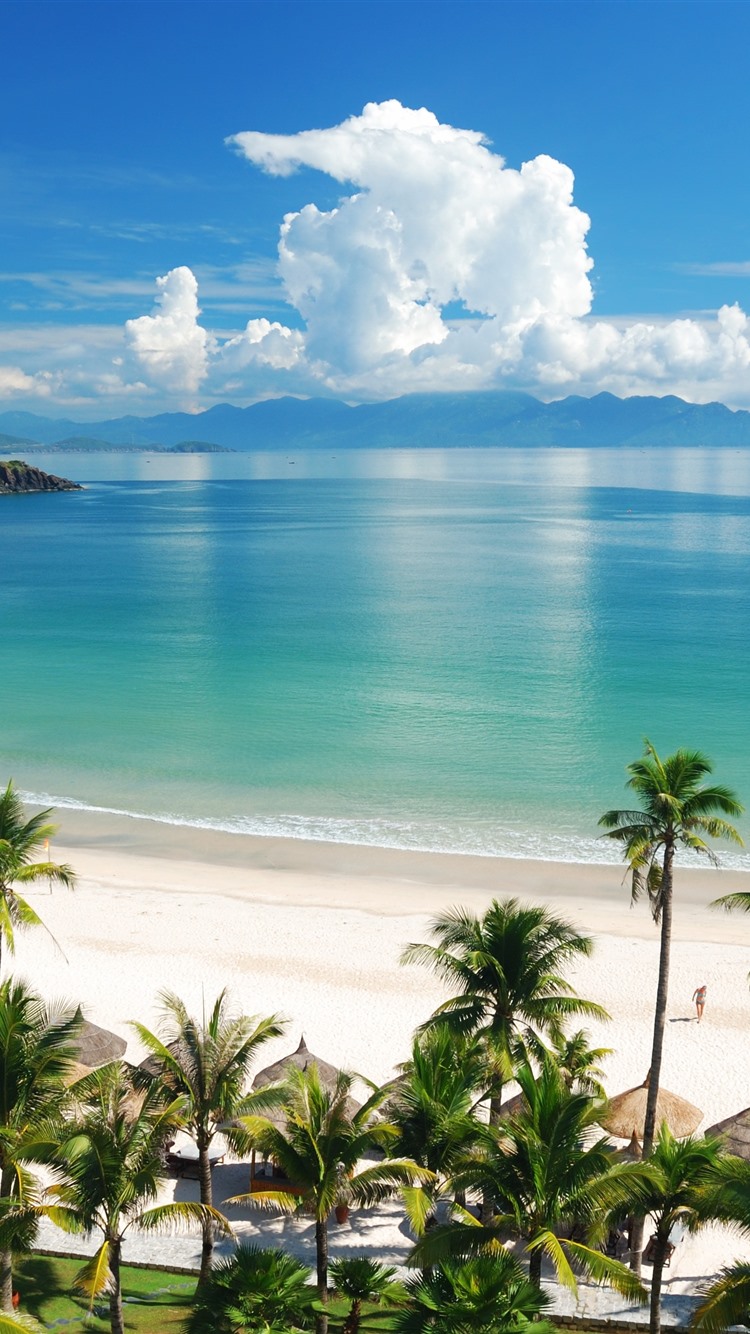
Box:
197;1140;214;1287
631;843;674;1275
0;1166;15;1311
109;1240;125;1334
481;1092;504;1223
528;1245;543;1290
649;1234;670;1334
643;848;674;1154
343;1297;362;1334
315;1216;329;1334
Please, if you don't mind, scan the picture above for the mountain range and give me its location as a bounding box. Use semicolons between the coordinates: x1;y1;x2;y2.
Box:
2;390;750;451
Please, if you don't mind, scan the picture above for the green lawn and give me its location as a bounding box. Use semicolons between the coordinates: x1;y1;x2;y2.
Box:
13;1254;194;1331
11;1255;400;1331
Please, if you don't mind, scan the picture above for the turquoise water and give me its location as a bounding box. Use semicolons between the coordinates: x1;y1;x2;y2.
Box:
3;447;750;865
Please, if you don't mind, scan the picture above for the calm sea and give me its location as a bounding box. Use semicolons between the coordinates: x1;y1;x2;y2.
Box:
4;446;750;867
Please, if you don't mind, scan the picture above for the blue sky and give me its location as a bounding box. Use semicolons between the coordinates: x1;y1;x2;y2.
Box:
3;0;750;417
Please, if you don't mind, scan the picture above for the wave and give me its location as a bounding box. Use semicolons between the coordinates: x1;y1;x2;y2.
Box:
20;788;750;872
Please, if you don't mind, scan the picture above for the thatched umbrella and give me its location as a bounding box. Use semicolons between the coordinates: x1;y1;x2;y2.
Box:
72;1009;127;1068
253;1035;346;1095
706;1106;750;1159
249;1035;361;1147
598;1076;702;1143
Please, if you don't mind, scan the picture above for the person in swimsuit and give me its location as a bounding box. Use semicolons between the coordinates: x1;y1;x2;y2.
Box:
692;984;707;1022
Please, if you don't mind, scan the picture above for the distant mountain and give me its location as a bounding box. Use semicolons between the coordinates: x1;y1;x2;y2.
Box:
4;390;750;451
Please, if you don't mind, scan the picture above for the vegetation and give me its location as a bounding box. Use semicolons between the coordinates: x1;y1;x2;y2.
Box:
186;1243;315;1332
329;1258;403;1334
0;979;81;1311
133;989;284;1285
393;1253;556;1333
48;1062;228;1334
0;781;76;972
599;742;743;1270
401;899;607;1125
411;1055;648;1301
231;1064;428;1334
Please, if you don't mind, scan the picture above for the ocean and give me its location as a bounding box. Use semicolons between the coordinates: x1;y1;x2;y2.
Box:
4;446;750;867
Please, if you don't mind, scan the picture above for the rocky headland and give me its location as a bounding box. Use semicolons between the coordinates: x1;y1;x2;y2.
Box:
0;460;82;494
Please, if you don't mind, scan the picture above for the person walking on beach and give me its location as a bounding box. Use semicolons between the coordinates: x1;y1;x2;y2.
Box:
692;984;707;1023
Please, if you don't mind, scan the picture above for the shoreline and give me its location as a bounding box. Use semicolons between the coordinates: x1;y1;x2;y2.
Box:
49;803;750;944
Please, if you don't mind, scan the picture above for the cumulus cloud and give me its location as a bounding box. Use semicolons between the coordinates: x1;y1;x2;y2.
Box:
11;100;750;412
0;366;56;399
223;100;750;402
124;266;212;398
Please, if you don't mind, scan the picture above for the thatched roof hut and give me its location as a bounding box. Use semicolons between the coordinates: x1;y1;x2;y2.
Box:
251;1035;361;1130
598;1077;702;1142
706;1106;750;1159
253;1035;343;1093
72;1011;127;1068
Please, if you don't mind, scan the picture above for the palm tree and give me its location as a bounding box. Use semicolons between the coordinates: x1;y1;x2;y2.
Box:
600;741;742;1268
132;989;284;1285
607;1127;728;1334
0;978;81;1312
393;1252;555;1334
387;1028;484;1226
47;1062;229;1334
186;1243;314;1333
411;1056;648;1303
229;1063;430;1334
401;898;607;1124
329;1257;403;1334
694;1262;750;1334
549;1029;612;1097
691;1154;750;1333
0;781;76;972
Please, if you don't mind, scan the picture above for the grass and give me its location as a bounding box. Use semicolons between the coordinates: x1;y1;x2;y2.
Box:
7;1258;617;1332
12;1254;194;1330
10;1256;401;1331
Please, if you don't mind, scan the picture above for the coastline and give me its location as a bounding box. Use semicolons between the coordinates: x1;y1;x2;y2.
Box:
50;803;750;942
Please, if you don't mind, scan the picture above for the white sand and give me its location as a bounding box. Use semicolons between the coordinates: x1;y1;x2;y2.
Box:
16;810;750;1301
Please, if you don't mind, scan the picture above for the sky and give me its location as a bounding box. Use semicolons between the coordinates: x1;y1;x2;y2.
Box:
3;0;750;419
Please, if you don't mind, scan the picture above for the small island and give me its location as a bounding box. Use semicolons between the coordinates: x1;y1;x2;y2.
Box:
0;459;83;494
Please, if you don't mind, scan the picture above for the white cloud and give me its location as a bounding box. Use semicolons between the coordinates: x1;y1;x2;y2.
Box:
124;266;212;399
7;101;750;413
0;365;56;399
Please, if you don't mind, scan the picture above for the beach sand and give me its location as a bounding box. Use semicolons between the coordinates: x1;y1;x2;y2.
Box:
16;808;750;1303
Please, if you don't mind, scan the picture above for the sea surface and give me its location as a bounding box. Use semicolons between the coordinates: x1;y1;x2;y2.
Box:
4;446;750;867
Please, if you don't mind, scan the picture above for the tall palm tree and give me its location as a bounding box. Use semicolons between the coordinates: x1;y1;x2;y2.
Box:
329;1257;403;1334
230;1064;429;1334
607;1127;728;1334
186;1243;314;1333
47;1062;229;1334
411;1056;648;1304
132;989;284;1285
401;898;607;1124
0;978;81;1312
393;1252;555;1334
0;782;76;972
599;741;742;1268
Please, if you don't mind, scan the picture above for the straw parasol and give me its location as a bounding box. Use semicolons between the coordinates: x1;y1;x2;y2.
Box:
706;1105;750;1159
72;1009;127;1068
252;1035;361;1127
253;1035;344;1094
598;1075;703;1142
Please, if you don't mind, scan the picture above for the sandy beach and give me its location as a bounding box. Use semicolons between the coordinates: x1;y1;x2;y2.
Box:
15;808;750;1307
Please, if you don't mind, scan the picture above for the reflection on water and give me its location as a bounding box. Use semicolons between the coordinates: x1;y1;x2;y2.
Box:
28;446;750;496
